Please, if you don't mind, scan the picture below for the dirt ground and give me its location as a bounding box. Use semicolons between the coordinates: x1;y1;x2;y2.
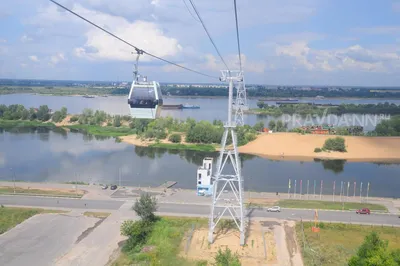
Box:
180;220;303;266
239;132;400;162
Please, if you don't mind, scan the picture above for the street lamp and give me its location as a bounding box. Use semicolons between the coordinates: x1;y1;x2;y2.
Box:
10;168;16;194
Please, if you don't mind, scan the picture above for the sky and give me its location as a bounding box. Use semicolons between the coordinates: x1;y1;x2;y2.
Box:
0;0;400;86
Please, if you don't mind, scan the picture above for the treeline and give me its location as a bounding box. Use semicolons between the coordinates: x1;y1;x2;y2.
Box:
374;116;400;136
0;104;67;122
0;104;259;146
160;86;400;98
255;102;400;116
75;109;258;145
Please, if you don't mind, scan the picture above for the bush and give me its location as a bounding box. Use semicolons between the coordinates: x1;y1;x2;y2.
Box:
214;247;241;266
323;137;346;152
314;147;322;153
253;121;264;132
113;115;121;127
69;116;79;122
120;219;154;252
169;133;182;143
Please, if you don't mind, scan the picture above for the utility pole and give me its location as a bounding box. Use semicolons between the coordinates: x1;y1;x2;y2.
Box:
10;168;16;194
119;167;121;187
75;172;78;197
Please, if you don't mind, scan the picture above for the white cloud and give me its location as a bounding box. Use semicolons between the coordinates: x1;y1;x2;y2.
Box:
50;53;66;64
20;34;33;43
38;4;182;62
20;63;28;68
29;55;39;62
0;39;6;43
274;42;400;73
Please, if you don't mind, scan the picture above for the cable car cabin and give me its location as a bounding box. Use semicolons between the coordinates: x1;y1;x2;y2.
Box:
127;78;163;119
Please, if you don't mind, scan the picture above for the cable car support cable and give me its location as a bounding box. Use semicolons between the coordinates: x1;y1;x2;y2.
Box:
187;0;230;71
49;0;219;80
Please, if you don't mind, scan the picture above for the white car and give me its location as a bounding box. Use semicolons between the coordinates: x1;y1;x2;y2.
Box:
267;206;281;212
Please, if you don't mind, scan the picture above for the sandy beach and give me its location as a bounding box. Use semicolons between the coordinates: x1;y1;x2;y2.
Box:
239;133;400;162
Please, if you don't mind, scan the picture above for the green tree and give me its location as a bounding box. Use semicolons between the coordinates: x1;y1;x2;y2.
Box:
256;101;264;109
132;193;158;222
268;120;276;130
36;105;50;121
349;232;398;266
323;137;346;152
28;108;37;121
113;115;121;127
214;247;241;266
168;133;182;143
253;121;264;132
51;111;63;122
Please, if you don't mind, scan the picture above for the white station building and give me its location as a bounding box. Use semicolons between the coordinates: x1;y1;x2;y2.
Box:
196;157;213;196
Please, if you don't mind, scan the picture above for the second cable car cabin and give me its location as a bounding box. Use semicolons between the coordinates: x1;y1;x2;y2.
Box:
127;76;163;119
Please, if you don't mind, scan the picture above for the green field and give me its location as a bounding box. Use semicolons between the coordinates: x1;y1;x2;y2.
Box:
0;186;84;198
149;143;216;152
278;199;387;211
296;222;400;266
113;217;208;266
0;85;115;96
0;207;66;234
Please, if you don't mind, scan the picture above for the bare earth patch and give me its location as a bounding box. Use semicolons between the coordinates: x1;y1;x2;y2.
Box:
180;221;278;266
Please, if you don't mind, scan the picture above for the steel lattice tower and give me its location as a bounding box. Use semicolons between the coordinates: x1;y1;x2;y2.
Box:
209;70;246;246
233;78;248;126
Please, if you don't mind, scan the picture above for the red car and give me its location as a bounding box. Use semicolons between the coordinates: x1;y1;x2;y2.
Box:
356;208;370;214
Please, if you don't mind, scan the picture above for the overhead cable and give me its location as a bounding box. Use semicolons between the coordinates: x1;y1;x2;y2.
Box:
49;0;218;79
182;0;200;23
187;0;231;71
233;0;242;72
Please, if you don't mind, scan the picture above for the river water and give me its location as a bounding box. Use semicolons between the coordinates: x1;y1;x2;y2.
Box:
1;94;400;130
0;129;399;198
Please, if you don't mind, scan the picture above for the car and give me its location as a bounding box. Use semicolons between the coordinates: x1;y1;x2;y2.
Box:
267;206;281;212
356;208;370;214
110;185;117;190
101;184;108;190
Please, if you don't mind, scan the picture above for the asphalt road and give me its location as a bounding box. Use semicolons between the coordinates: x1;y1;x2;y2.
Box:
1;195;399;226
158;203;400;226
0;195;124;210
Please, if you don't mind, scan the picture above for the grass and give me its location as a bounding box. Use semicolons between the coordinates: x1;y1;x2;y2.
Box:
83;211;111;218
66;124;136;137
0;186;84;198
296;222;400;266
0;206;66;234
278;199;387;211
149;143;216;152
0;119;56;128
113;217;208;266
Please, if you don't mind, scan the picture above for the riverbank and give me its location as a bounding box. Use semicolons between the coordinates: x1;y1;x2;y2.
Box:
239;132;400;162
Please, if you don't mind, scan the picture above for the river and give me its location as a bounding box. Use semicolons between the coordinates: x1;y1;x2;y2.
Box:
0;129;399;198
1;94;400;130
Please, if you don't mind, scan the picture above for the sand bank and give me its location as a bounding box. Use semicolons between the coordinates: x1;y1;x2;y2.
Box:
239;133;400;162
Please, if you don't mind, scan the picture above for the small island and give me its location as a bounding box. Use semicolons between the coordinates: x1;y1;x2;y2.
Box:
1;104;400;161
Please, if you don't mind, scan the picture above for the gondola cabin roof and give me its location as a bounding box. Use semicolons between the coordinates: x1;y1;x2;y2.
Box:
127;78;163;120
